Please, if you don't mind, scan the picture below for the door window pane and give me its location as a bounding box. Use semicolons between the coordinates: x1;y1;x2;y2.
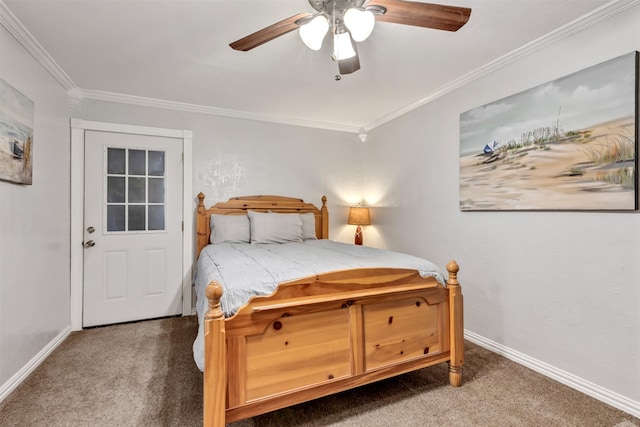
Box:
107;177;125;203
107;148;126;174
107;205;125;231
128;149;146;175
148;178;164;203
128;205;146;231
148;151;165;176
148;205;165;230
128;177;146;203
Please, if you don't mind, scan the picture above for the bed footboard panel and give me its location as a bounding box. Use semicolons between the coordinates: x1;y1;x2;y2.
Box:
224;283;451;422
363;292;446;371
244;309;353;401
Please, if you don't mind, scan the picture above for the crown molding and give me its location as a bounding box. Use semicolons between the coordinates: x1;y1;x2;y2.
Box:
0;0;76;90
362;0;640;132
77;88;360;134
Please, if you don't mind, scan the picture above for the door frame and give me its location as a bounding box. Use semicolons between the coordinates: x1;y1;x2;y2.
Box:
70;119;193;331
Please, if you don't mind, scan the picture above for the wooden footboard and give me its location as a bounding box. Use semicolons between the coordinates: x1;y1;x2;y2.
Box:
203;261;463;427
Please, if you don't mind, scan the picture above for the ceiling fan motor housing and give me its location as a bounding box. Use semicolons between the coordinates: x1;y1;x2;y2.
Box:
309;0;367;13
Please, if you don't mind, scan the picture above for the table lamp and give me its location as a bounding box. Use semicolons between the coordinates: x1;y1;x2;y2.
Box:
347;207;371;245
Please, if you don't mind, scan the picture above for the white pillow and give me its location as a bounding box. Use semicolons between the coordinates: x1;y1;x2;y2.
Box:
248;210;303;244
209;214;250;244
267;211;317;240
299;212;318;240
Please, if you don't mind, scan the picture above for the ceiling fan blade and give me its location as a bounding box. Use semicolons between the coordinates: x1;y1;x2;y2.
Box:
230;13;312;51
366;0;471;31
338;47;361;75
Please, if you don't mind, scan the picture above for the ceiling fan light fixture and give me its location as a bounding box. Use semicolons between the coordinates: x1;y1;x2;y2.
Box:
299;14;330;50
332;31;356;61
343;7;375;42
229;1;471;76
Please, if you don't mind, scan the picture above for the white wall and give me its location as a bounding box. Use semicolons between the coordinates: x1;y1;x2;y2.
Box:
364;5;640;413
0;25;71;391
72;100;364;242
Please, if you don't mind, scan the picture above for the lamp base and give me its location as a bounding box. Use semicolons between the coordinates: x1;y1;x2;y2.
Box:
354;225;363;246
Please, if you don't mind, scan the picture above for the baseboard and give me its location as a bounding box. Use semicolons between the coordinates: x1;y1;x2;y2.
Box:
0;325;72;403
464;329;640;419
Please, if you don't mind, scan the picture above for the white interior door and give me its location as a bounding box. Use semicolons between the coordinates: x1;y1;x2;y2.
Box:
83;130;183;327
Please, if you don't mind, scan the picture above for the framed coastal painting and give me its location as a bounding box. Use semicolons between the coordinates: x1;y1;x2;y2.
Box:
459;51;638;211
0;78;34;185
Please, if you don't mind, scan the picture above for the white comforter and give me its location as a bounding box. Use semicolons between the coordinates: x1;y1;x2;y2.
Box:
192;240;445;371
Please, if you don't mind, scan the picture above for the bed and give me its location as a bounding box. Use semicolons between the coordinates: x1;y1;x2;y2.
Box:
195;193;463;427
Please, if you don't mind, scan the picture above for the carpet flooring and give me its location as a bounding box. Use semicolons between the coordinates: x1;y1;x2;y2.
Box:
0;316;637;426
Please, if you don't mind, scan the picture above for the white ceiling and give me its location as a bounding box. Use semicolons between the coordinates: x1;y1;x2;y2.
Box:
2;0;618;131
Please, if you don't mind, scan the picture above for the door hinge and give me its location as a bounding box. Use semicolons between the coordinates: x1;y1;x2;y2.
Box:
182;221;184;231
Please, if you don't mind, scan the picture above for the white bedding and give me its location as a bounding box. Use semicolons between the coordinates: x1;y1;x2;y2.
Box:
192;240;445;371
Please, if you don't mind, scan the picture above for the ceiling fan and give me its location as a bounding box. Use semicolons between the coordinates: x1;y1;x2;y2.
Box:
230;0;471;77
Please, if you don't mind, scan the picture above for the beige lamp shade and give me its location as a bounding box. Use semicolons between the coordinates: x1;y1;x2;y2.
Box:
347;207;371;226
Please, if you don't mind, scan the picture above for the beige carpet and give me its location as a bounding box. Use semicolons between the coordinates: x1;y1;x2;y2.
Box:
0;316;637;426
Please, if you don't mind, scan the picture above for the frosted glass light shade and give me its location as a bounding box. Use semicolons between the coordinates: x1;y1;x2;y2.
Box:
344;8;375;42
299;15;330;50
332;32;356;60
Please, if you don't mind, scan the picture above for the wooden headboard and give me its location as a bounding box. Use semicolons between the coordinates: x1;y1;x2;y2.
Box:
196;193;329;257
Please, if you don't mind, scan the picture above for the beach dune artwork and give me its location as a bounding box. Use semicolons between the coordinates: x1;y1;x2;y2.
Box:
0;78;34;185
460;52;638;211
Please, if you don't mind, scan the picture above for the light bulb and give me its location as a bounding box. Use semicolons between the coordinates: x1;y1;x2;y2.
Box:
332;31;356;60
343;8;375;42
299;15;329;51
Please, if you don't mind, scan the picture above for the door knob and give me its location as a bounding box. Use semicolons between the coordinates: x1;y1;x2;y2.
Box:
84;240;96;248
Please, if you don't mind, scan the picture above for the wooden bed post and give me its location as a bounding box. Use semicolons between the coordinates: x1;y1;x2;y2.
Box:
204;282;226;427
321;195;329;239
197;193;210;258
446;260;464;387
